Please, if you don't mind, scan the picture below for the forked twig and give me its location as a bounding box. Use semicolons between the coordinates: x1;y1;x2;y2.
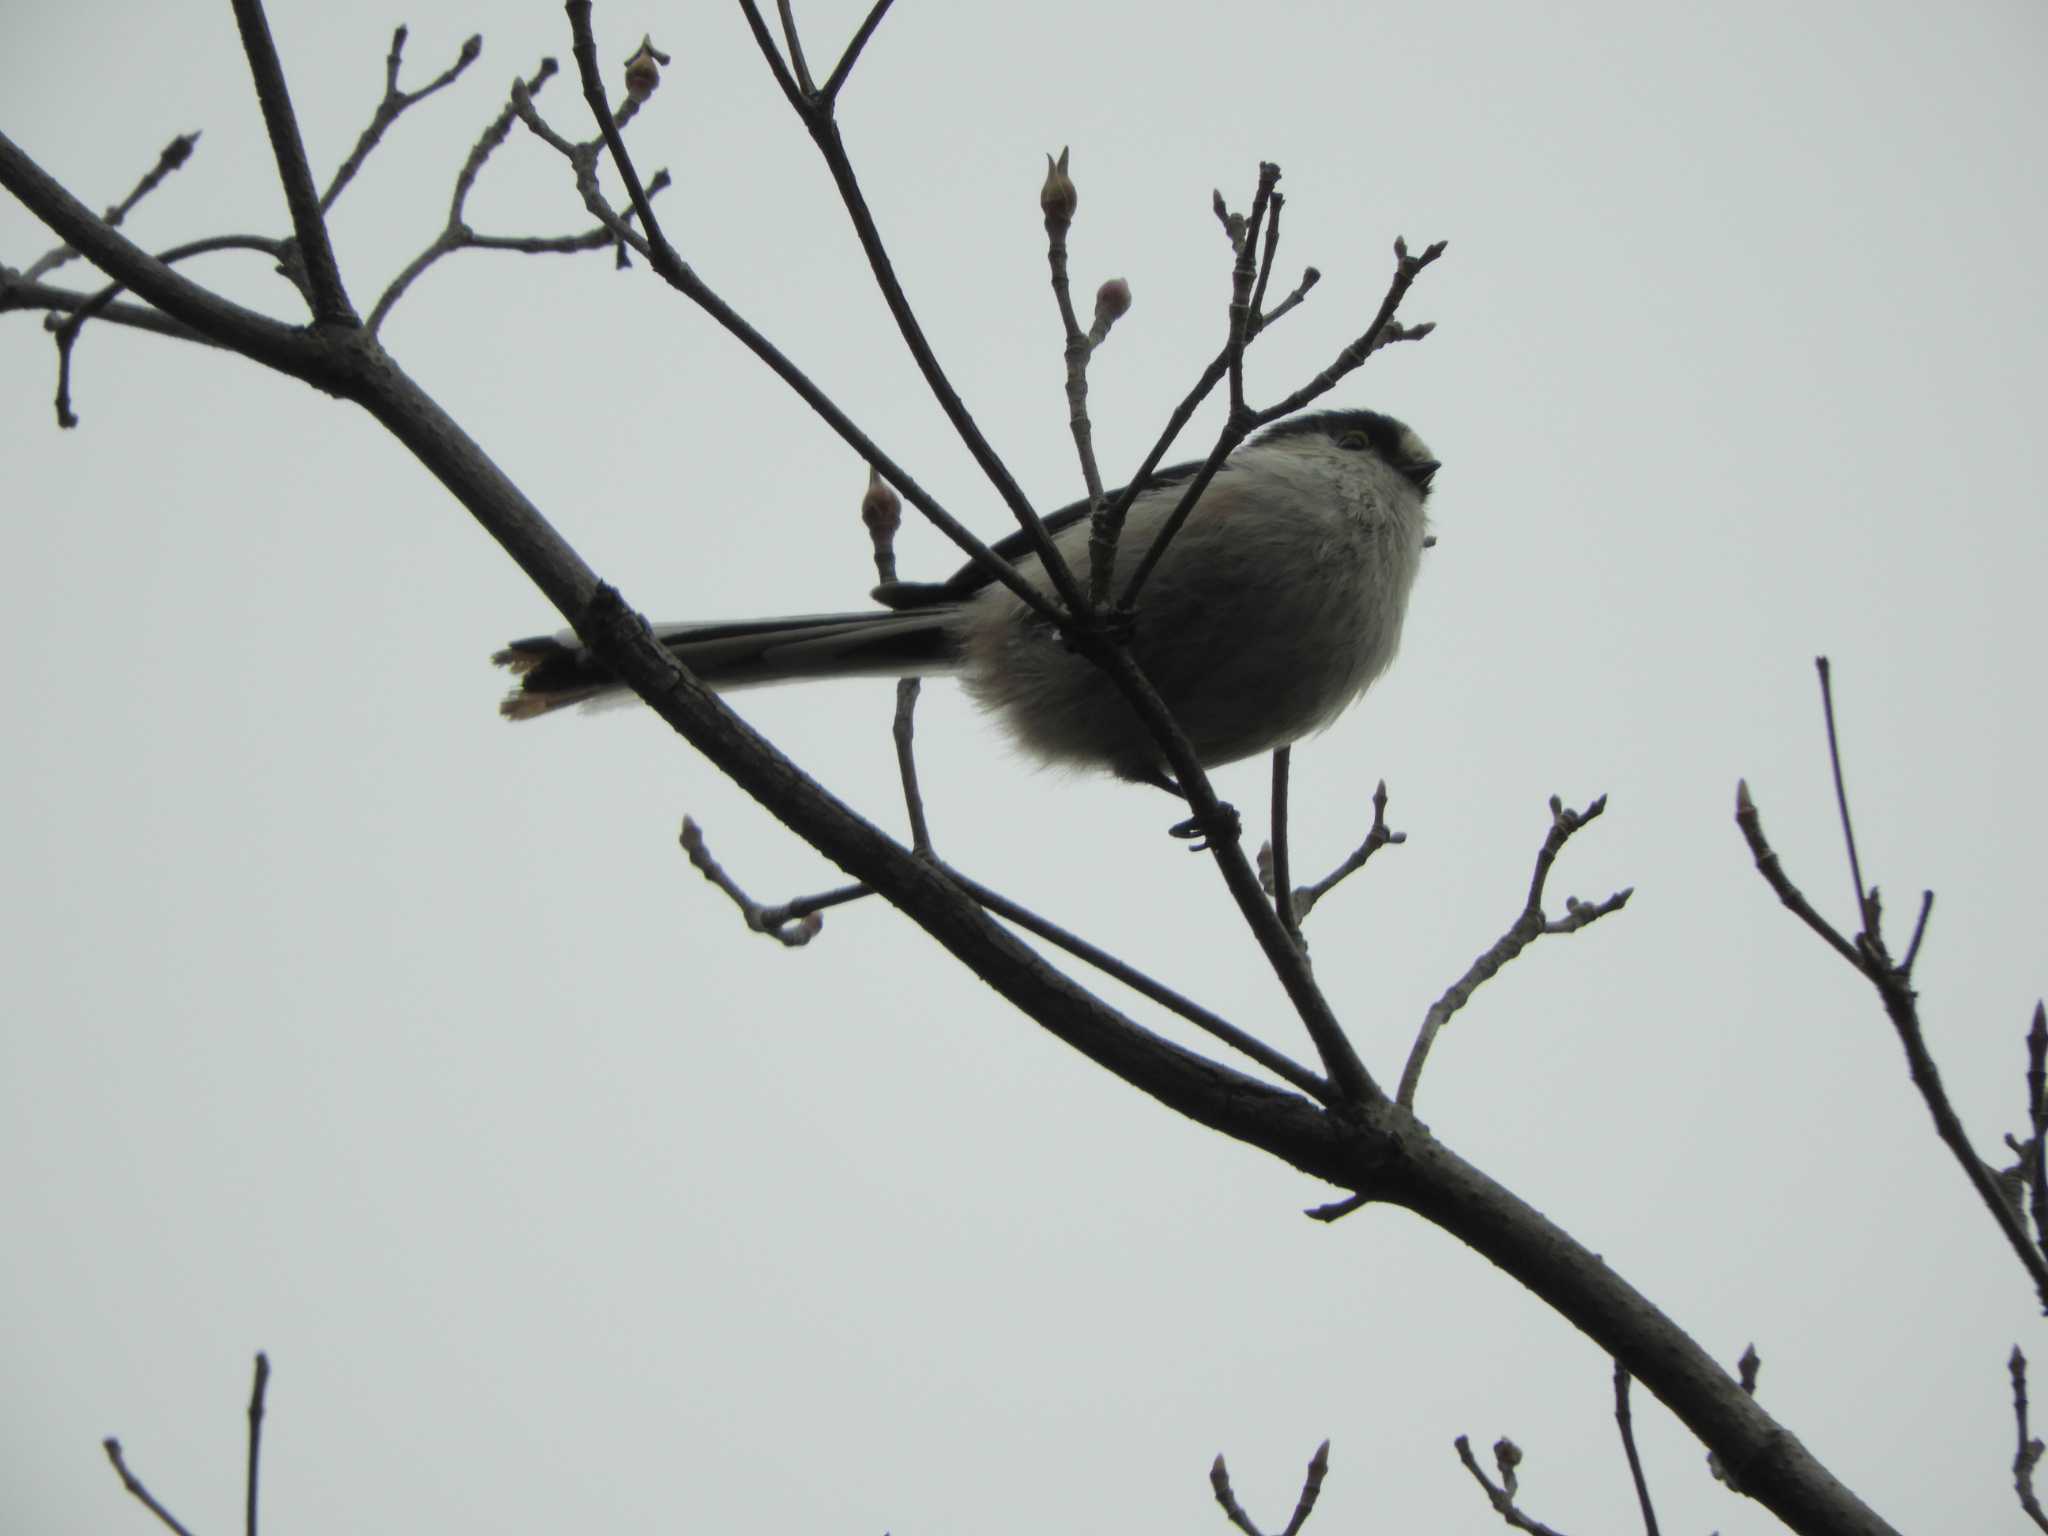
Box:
1735;661;2048;1308
1398;796;1630;1107
103;1352;272;1536
1210;1441;1332;1536
680;817;872;945
1261;778;1407;928
322;27;484;212
1454;1435;1569;1536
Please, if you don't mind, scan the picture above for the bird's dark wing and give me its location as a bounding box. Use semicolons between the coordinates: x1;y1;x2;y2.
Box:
871;457;1209;610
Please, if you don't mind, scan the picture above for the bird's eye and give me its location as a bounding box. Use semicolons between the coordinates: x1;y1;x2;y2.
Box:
1336;430;1371;451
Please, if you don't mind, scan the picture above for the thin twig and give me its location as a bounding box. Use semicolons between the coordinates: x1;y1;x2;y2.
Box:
103;1439;200;1536
528;17;1067;634
1398;796;1630;1107
1247;191;1283;333
323;27;484;212
1263;778;1406;925
1733;780;1863;967
555;10;1369;1101
1208;1442;1331;1536
1736;769;2048;1308
24;132;201;282
892;679;933;856
2030;1005;2048;1257
1454;1436;1570;1536
1815;657;1875;937
1899;889;1935;975
1039;147;1112;598
731;0;1091;625
821;0;897;102
948;868;1331;1102
774;0;816;94
679;817;871;945
1;276;215;345
1613;1363;1661;1536
1075;173;1321;624
2012;1349;2048;1532
245;1353;270;1536
1270;748;1301;946
1225;162;1282;417
1117;230;1443;612
368;57;660;333
1093;167;1288;619
49;234;289;427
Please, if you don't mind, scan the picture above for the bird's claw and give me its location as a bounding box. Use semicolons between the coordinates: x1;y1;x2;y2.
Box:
1169;801;1241;851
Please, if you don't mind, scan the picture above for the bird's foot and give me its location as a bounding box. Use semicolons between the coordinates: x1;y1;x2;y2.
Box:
1169;801;1241;852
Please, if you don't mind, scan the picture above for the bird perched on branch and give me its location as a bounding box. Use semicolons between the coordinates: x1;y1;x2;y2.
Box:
496;408;1438;796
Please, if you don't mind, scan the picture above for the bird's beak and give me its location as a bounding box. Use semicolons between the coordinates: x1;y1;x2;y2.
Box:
1412;460;1442;491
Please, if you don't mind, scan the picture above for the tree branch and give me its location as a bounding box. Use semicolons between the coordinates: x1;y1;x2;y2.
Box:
228;0;356;324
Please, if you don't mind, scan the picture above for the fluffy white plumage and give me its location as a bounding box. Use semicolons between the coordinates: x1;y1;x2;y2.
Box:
495;409;1439;786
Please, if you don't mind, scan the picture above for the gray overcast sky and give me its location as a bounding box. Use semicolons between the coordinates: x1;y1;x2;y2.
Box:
4;2;2045;1532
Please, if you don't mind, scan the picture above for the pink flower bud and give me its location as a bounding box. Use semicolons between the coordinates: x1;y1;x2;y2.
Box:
1093;277;1131;325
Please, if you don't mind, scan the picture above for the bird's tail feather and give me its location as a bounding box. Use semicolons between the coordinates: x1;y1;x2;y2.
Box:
495;610;961;720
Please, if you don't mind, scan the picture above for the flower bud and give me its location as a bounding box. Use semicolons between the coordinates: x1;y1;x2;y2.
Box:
1093;277;1131;326
624;36;669;101
1039;147;1076;226
860;466;902;539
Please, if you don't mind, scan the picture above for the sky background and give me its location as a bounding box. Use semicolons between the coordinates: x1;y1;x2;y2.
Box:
4;2;2045;1532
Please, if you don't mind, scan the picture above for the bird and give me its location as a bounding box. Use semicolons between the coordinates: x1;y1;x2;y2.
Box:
495;408;1438;797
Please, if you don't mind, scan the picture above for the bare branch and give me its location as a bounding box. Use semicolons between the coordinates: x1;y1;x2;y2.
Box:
892;679;933;857
1209;1441;1331;1536
524;17;1064;635
2031;1004;2048;1255
1256;234;1446;426
1269;748;1302;946
1399;795;1630;1107
1613;1363;1661;1536
821;0;898;103
47;233;290;427
24;131;200;282
0;274;217;346
1454;1435;1571;1536
1815;657;1877;938
323;27;485;212
732;0;1090;624
1039;148;1112;588
679;817;871;945
368;57;660;333
1262;778;1407;926
1734;778;1862;967
244;1353;270;1536
228;0;355;323
774;0;816;94
1225;162;1283;417
103;1437;199;1536
947;868;1332;1102
1738;685;2048;1306
1115;229;1443;614
2012;1349;2048;1532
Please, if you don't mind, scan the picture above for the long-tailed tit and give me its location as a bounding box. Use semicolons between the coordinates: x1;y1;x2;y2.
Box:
495;408;1438;794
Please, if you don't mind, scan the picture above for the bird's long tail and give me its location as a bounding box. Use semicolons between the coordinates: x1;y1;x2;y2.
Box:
494;610;962;720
